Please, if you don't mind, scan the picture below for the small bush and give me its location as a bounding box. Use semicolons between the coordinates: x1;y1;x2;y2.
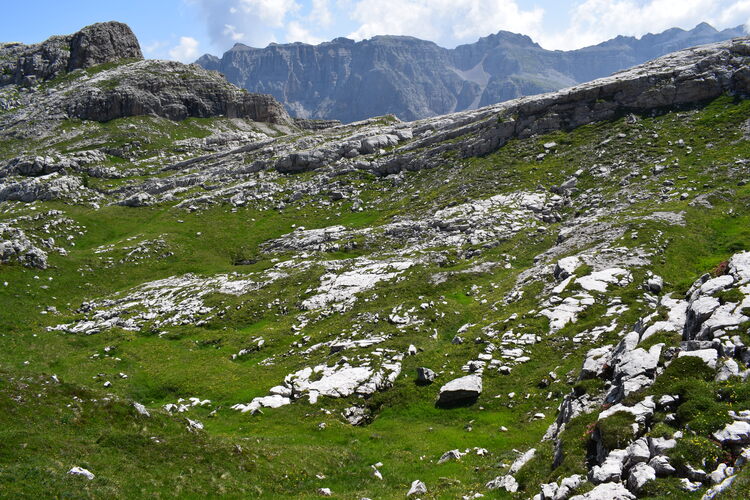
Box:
716;380;750;405
713;260;730;276
715;287;744;304
573;378;605;397
651;356;715;394
639;477;701;498
549;412;599;479
649;422;675;439
229;245;258;266
677;394;732;434
639;331;681;351
596;412;637;451
574;264;594;278
669;436;724;471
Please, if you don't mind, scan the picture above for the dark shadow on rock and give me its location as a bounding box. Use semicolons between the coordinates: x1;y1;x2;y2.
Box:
435;394;479;409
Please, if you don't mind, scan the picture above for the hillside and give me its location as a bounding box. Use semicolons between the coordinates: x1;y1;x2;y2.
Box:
1;23;750;499
195;22;746;123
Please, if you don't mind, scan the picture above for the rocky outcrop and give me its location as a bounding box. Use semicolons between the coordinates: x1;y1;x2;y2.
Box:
0;173;87;203
294;118;342;130
231;352;403;414
11;36;741;215
540;251;750;498
0;22;143;86
375;37;750;175
416;367;436;384
67;22;142;71
0;224;48;269
196;23;746;122
61;60;292;124
0;59;293;127
0;23;292;128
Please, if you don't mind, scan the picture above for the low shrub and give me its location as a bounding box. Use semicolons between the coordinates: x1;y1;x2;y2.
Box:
669;436;724;472
596;412;637;451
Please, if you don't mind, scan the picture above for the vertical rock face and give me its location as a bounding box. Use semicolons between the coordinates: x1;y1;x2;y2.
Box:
67;21;143;71
0;21;143;87
214;36;466;123
8;59;294;125
196;23;747;122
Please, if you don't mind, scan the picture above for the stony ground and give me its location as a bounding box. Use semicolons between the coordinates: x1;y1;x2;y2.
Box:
1;39;750;499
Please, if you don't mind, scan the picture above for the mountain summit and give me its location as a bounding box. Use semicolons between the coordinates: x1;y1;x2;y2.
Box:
0;21;143;86
196;23;747;122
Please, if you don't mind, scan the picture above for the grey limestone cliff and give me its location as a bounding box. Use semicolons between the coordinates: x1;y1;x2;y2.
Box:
197;23;747;123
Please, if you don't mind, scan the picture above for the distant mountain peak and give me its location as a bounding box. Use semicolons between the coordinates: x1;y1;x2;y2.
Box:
196;22;746;123
692;21;717;32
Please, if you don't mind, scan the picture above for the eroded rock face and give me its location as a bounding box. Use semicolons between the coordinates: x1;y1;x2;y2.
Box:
67;22;143;71
0;23;292;128
61;60;293;124
0;22;143;86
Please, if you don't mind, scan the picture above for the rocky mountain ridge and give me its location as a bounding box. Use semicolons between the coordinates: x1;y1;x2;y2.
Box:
196;22;747;122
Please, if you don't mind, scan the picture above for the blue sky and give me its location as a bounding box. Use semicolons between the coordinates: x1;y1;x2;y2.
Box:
3;1;749;62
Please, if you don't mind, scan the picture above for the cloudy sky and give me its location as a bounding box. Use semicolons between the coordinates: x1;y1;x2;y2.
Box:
3;0;750;62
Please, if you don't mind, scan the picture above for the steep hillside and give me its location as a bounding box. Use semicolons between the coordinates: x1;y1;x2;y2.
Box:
1;25;750;499
195;23;746;122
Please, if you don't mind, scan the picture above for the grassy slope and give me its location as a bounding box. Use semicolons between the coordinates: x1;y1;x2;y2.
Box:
0;95;748;498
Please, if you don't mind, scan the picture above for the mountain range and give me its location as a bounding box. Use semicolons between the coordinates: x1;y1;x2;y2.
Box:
196;22;747;123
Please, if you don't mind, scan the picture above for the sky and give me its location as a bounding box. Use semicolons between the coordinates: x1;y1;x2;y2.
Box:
2;0;749;62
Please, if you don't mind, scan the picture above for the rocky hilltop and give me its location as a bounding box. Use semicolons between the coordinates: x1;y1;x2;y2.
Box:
196;22;746;122
0;21;143;86
1;23;750;499
0;22;293;128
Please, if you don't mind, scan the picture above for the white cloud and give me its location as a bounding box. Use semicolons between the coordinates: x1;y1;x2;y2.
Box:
187;0;750;54
310;0;333;28
346;0;544;45
539;0;750;50
235;0;301;27
142;40;169;57
223;24;245;41
191;0;300;48
286;20;325;44
709;0;750;28
169;36;200;62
